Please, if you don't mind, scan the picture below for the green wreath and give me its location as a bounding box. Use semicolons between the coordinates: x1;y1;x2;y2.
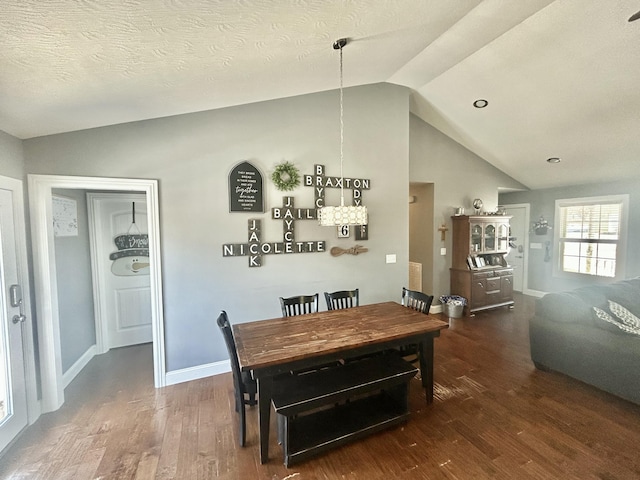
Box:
271;161;301;191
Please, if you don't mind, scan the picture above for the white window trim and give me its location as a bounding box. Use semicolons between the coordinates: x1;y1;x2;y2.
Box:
553;194;629;281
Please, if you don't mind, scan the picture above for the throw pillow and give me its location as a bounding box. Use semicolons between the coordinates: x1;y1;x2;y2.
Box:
593;306;640;336
591;306;626;333
608;300;640;329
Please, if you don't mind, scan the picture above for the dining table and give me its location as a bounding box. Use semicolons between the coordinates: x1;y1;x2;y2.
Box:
233;301;449;464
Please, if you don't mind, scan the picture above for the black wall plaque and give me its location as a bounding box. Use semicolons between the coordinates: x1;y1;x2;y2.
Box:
229;161;265;212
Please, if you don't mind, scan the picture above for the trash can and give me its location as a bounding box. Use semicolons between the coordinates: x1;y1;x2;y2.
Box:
439;295;467;318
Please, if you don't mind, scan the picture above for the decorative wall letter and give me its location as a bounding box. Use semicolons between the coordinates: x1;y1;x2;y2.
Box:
222;198;326;267
303;164;370;209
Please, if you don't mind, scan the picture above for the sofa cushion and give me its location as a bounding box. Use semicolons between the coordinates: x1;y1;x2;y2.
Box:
608;300;640;329
572;286;609;309
607;282;640;316
593;306;640;336
535;278;640;325
535;292;594;324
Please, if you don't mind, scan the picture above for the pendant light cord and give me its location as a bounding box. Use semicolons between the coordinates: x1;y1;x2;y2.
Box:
339;42;345;207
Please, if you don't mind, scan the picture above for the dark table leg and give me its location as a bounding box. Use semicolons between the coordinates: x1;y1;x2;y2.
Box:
418;336;434;404
257;376;272;464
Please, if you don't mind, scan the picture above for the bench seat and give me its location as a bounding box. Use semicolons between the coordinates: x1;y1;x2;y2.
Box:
271;353;418;466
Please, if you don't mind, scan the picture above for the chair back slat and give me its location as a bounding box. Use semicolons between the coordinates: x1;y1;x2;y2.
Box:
324;289;359;310
280;294;319;317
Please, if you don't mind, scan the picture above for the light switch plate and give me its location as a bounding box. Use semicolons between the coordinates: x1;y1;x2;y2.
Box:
386;254;397;264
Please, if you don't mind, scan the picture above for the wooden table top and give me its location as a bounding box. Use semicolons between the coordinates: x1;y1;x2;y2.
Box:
233;301;449;372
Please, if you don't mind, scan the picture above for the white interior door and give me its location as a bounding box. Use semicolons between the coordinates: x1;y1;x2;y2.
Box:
89;193;151;350
0;188;28;452
504;204;529;292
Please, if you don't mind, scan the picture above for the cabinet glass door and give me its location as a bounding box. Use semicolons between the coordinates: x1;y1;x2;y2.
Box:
497;223;509;252
471;224;482;253
484;224;496;251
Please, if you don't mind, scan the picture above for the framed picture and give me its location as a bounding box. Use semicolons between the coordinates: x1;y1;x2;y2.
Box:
467;256;475;269
52;195;78;237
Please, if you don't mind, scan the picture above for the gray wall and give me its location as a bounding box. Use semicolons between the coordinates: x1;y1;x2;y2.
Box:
52;189;96;372
0;129;24;180
409;114;527;303
23;83;411;372
500;178;640;293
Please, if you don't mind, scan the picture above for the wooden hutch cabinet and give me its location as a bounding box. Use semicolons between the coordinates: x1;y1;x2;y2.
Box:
450;215;514;315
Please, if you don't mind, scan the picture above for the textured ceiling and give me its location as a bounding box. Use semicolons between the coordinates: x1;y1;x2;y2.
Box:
2;0;640;190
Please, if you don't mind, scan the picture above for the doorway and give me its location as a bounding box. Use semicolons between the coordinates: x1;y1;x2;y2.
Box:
409;183;434;297
28;175;165;413
88;193;152;352
503;203;530;293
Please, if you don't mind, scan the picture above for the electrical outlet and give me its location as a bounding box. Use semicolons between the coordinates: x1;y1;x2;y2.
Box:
440;248;447;256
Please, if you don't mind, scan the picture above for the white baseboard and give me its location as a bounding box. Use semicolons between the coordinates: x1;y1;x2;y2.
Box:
524;288;547;298
62;344;232;390
164;359;230;386
62;345;97;388
431;304;443;314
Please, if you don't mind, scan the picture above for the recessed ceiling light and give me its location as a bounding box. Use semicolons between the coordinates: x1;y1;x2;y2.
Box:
473;99;488;108
547;157;561;164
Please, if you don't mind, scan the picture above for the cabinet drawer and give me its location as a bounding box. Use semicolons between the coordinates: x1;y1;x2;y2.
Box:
486;277;500;292
495;268;514;276
485;291;500;304
472;272;491;280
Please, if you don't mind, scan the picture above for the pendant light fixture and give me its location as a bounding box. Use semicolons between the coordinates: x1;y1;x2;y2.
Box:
317;38;368;227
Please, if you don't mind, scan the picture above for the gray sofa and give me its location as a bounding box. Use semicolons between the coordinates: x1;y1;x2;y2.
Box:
529;277;640;405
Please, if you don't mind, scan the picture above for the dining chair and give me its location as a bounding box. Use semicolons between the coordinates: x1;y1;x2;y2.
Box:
398;287;434;362
402;287;434;314
280;293;319;317
324;289;359;310
216;310;257;447
280;293;342;374
325;288;377;362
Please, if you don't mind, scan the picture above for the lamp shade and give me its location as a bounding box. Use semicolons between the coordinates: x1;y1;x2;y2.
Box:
318;205;368;226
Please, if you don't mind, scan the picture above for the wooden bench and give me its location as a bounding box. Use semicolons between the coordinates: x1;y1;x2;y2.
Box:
271;353;418;467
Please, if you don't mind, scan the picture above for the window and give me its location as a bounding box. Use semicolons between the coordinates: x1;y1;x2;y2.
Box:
555;195;628;278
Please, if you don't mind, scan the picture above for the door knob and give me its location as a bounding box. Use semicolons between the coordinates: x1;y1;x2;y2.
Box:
12;314;27;324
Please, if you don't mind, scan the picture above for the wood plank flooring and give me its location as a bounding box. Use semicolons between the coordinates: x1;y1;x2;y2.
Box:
1;293;640;479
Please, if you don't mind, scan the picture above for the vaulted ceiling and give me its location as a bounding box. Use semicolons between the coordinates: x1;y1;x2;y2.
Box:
2;1;639;190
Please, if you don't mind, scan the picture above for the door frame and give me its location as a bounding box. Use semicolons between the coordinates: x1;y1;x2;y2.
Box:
28;174;165;413
0;175;38;425
502;203;530;294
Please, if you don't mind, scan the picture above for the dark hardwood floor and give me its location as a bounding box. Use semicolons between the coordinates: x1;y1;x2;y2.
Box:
1;293;640;479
